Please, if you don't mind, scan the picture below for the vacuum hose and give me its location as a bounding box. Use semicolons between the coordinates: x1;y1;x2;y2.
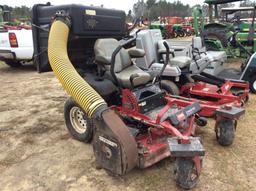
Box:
48;18;107;118
48;15;138;175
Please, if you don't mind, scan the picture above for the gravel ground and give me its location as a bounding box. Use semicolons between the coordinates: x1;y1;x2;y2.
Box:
0;60;255;191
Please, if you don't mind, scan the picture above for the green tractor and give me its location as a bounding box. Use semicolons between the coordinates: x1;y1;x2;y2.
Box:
221;6;256;57
0;5;12;27
172;24;185;37
194;0;256;57
149;23;185;39
149;22;169;38
0;6;3;23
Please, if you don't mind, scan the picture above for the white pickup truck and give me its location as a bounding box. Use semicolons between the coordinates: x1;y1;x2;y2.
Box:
0;29;34;67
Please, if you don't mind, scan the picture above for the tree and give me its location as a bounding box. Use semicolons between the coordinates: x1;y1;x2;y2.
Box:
146;0;156;9
126;10;133;22
133;0;147;18
133;0;193;21
240;0;254;7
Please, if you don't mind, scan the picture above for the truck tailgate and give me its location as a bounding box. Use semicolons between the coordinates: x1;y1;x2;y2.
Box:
0;30;33;60
0;31;10;49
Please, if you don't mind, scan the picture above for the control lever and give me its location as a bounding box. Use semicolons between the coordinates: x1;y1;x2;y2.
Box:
153;41;170;84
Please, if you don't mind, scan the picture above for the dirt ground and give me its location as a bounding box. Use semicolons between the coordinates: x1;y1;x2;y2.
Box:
0;61;255;191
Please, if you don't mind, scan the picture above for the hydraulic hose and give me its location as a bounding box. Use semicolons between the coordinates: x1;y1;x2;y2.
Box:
48;18;107;118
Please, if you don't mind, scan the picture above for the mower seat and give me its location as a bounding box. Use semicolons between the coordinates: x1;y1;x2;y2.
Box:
158;40;191;69
192;37;207;59
94;38;150;88
170;57;191;69
207;51;227;62
192;37;206;52
192;36;227;62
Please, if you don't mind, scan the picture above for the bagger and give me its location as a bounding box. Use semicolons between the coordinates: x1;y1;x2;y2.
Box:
48;12;205;189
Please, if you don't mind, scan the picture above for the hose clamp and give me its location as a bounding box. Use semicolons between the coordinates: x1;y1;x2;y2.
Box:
53;10;71;28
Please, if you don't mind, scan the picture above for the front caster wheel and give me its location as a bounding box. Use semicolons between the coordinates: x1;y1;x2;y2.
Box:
215;119;235;146
174;157;201;189
64;97;93;143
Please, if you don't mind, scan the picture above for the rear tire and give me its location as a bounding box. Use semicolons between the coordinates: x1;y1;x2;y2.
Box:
215;119;235;146
64;97;93;143
249;75;256;93
160;80;179;95
203;27;229;49
5;60;22;67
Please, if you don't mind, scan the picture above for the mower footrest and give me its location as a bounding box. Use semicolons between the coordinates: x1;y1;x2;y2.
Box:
168;137;205;157
200;71;225;83
191;75;222;87
225;78;247;84
216;106;245;119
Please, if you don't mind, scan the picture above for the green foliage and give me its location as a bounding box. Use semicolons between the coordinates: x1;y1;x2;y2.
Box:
126;9;133;22
133;0;148;18
240;0;254;6
239;0;255;18
1;5;30;23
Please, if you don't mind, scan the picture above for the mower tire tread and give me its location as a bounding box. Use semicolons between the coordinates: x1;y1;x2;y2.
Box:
215;119;235;146
174;157;199;189
161;80;179;95
203;27;229;49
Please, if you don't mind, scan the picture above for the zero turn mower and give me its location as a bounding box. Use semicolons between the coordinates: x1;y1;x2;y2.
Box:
48;13;206;189
35;3;246;189
135;29;249;113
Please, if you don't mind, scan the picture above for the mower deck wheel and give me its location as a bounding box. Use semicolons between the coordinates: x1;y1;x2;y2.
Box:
160;80;179;95
215;119;235;146
64;97;93;143
174;157;200;189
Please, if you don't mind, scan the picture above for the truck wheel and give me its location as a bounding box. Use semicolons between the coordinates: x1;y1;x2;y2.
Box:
215;119;235;146
64;97;93;143
160;80;179;95
174;157;200;189
5;60;22;67
249;75;256;93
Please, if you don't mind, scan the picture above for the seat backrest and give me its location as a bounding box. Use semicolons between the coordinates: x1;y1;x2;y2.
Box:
192;37;206;52
94;38;132;73
136;29;162;69
192;37;203;49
